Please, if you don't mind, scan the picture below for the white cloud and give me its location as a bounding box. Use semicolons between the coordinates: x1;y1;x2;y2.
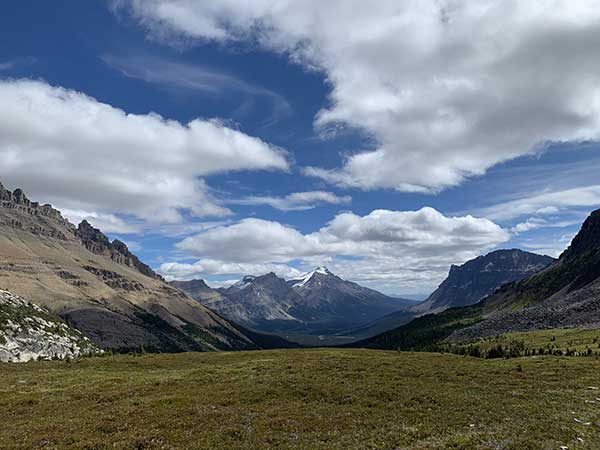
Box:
510;218;547;234
510;216;583;234
229;191;351;211
519;232;577;258
165;207;509;292
481;185;600;222
0;79;288;224
61;209;141;234
118;0;600;192
159;259;303;281
177;218;319;263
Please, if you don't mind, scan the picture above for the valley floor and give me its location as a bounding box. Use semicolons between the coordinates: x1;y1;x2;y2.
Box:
1;349;600;450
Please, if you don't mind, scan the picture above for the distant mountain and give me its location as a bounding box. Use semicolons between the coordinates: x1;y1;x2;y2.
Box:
412;249;555;314
355;209;600;350
287;267;415;331
0;289;98;362
176;273;303;332
175;267;413;335
0;181;288;353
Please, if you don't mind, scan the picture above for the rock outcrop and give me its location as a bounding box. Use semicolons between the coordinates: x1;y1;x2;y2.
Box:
77;220;163;280
0;289;98;362
0;182;75;240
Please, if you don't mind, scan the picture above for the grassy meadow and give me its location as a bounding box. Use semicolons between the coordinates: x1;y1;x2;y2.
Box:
2;348;600;450
443;328;600;358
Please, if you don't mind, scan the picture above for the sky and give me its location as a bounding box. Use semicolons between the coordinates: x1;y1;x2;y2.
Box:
1;1;600;296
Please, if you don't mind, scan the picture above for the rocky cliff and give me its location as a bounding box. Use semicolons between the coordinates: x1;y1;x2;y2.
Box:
77;220;162;280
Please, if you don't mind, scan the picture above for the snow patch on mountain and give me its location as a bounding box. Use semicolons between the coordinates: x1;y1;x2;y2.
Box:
290;266;332;288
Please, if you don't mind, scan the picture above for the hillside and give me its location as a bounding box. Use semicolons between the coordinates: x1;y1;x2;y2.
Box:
2;349;599;450
0;181;283;353
356;209;600;350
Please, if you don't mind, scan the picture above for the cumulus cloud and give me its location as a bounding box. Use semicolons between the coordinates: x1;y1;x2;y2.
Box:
229;191;351;211
164;207;509;292
159;259;303;281
60;209;141;234
177;218;319;263
0;79;288;224
118;0;600;193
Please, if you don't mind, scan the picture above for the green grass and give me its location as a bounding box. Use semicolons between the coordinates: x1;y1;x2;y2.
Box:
2;349;600;449
456;328;600;356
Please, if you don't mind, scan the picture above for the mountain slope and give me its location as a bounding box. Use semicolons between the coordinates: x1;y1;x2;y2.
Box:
0;181;279;353
355;209;600;350
412;249;554;314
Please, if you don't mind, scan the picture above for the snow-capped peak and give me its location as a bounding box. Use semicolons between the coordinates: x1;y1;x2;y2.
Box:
289;266;332;288
230;275;256;290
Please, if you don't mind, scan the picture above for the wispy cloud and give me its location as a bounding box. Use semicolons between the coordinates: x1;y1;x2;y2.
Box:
0;56;36;71
102;54;292;125
229;191;351;211
510;217;583;234
479;185;600;222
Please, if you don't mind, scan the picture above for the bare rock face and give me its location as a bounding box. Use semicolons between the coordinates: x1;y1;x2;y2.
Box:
0;183;75;239
0;289;99;363
77;220;163;281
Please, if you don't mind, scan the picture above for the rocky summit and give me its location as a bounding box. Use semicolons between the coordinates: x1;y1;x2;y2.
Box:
77;220;162;281
412;249;555;314
0;181;283;353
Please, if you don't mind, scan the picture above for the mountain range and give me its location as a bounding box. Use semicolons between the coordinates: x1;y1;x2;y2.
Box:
356;208;600;350
0;181;293;353
4;178;600;358
173;267;416;336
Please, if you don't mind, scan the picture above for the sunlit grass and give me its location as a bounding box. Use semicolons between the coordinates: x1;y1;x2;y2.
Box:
2;349;599;449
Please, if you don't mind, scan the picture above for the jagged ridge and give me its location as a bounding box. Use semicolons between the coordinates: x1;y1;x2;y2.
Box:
0;181;289;353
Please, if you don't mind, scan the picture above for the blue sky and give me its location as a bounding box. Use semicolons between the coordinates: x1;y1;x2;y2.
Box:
1;1;600;296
